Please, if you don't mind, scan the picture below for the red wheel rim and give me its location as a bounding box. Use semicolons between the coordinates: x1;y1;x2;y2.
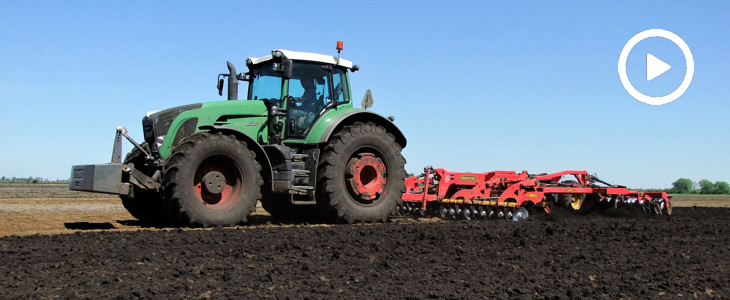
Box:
193;155;243;210
346;152;387;203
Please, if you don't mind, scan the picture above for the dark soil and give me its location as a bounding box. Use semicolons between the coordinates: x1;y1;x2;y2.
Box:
1;207;729;299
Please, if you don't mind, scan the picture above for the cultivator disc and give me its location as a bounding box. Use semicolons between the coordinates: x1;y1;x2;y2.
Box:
512;207;529;221
628;196;672;215
396;202;530;222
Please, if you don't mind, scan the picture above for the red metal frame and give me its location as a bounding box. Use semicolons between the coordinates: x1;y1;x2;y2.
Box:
402;167;671;214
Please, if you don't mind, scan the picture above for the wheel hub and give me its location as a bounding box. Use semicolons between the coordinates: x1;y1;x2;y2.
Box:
570;195;583;210
193;156;244;210
201;171;226;194
346;153;386;201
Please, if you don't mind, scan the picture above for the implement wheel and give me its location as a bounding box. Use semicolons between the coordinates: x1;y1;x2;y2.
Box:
119;143;173;224
557;180;593;215
568;194;585;210
162;132;262;227
317;122;406;223
558;193;594;214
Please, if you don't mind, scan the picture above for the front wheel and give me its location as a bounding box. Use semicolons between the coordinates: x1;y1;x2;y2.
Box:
317;122;406;223
121;188;171;224
119;143;173;224
162;132;263;227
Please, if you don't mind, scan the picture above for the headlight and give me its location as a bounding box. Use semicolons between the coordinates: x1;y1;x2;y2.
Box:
155;135;166;149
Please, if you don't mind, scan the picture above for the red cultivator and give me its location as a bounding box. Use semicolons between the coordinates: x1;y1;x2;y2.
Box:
400;167;671;221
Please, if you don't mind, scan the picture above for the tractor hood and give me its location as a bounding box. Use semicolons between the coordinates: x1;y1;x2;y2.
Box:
142;103;203;147
151;100;270;158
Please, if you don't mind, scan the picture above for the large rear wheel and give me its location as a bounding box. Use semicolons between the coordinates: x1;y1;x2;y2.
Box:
317;122;406;223
162;132;262;227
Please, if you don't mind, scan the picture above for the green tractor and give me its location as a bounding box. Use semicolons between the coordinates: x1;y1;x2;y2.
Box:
70;44;407;226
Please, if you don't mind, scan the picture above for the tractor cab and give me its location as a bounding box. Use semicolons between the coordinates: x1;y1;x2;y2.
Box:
221;49;360;141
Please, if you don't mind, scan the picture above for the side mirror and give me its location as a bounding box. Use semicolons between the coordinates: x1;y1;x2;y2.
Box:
272;50;293;79
361;89;374;109
217;77;224;96
280;59;293;79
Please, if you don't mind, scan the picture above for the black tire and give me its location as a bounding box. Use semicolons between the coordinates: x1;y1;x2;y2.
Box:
119;144;173;224
162;132;263;227
317;121;406;223
121;188;172;224
557;180;593;215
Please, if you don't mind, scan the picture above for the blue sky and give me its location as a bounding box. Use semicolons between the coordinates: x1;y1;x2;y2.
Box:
1;1;728;188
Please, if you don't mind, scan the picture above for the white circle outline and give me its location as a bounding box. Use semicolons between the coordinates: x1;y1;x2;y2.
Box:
618;29;694;105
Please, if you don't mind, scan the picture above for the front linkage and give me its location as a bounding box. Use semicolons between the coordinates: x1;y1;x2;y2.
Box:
70;126;160;197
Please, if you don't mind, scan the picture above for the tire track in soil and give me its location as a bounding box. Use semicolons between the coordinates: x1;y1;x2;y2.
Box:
1;207;728;299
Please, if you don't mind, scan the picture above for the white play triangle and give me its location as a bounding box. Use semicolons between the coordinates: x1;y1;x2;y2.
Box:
646;53;671;81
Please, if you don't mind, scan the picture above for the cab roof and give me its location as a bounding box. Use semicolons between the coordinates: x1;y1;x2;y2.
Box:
247;49;354;69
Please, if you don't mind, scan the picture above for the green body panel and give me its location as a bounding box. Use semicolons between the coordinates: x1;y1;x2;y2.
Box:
157;100;269;158
286;106;364;145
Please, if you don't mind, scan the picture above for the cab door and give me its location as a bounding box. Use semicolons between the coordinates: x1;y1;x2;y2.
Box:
285;64;331;139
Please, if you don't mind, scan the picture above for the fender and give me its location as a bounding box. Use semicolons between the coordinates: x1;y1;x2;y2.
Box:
198;125;273;190
309;110;407;148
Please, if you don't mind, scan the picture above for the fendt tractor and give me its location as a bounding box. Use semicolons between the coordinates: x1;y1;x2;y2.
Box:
70;42;407;226
71;43;671;227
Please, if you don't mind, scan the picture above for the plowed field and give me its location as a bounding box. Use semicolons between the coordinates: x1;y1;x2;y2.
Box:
1;184;729;298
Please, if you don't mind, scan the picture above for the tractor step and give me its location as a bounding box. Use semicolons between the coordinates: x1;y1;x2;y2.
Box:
290;185;316;205
290;199;317;205
290;185;314;193
292;169;310;176
292;154;309;161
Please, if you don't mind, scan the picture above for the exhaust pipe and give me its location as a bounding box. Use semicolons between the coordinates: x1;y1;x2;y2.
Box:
226;61;238;100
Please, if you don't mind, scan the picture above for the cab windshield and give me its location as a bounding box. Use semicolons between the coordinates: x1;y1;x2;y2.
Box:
247;64;283;102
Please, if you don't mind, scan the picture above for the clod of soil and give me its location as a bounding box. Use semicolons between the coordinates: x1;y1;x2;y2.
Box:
1;207;729;299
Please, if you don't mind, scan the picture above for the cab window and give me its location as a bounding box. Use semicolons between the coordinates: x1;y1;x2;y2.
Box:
332;68;350;104
248;66;283;101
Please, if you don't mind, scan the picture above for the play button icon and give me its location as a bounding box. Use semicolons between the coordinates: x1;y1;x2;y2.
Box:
646;53;671;81
618;29;694;105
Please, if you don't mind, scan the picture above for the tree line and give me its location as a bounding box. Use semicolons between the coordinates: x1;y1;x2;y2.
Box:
671;178;730;194
0;176;68;184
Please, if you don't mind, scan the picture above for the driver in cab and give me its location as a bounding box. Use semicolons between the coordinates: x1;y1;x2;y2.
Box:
290;74;324;136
